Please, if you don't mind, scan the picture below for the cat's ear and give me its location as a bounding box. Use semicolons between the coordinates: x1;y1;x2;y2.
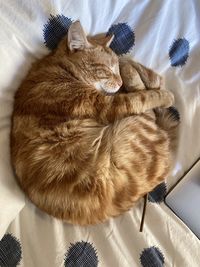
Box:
67;21;92;51
104;34;114;47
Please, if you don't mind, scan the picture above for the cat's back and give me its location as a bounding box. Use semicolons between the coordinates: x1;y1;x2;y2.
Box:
14;53;67;114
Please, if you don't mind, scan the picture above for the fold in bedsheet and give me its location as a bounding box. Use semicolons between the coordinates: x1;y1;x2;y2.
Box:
0;0;200;266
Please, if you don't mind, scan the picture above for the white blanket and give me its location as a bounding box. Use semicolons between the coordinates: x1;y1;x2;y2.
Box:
0;0;200;266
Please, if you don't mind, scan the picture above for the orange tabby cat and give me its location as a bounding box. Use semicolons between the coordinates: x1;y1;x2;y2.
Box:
11;21;179;225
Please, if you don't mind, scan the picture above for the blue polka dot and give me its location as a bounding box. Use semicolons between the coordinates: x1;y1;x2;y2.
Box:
43;14;73;50
148;182;167;204
169;38;189;67
106;23;135;55
167;106;180;122
64;241;98;267
0;233;22;266
140;246;165;267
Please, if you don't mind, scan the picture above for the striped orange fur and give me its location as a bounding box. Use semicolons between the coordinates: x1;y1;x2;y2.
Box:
10;21;178;225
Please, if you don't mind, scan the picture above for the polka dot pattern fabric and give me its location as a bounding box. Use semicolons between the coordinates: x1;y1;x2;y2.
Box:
0;234;22;266
64;241;98;267
140;246;165;267
43;15;73;50
1;1;200;267
169;38;190;67
106;23;135;55
148;182;167;204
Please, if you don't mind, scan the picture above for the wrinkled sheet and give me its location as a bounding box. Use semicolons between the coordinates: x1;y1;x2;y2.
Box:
0;0;200;266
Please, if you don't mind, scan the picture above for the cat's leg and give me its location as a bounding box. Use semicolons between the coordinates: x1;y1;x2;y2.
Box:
154;107;180;153
100;89;174;122
119;59;146;91
107;114;170;213
119;56;164;92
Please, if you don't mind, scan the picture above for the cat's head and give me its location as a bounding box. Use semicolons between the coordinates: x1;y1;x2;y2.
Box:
65;21;122;93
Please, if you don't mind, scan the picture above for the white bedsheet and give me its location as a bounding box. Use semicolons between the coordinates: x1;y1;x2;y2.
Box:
0;0;200;266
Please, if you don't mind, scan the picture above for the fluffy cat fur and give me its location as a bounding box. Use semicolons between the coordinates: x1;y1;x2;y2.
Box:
11;21;179;225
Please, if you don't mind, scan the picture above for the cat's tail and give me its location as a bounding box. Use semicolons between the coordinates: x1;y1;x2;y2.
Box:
154;106;180;153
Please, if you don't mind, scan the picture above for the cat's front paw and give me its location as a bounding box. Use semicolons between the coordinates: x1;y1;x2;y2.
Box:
133;63;163;90
119;57;164;91
120;62;145;91
160;90;175;108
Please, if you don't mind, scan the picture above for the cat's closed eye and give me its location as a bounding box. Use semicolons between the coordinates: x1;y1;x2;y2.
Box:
96;68;110;79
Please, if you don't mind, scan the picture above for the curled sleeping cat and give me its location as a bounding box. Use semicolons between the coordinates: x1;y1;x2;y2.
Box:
11;21;179;225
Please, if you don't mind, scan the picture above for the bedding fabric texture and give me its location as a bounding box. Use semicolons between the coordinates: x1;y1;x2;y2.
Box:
0;0;200;266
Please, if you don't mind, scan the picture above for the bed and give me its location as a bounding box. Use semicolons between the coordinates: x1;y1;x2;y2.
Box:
0;0;200;266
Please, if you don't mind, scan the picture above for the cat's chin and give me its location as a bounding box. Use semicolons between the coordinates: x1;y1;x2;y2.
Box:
103;87;121;94
94;82;120;94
